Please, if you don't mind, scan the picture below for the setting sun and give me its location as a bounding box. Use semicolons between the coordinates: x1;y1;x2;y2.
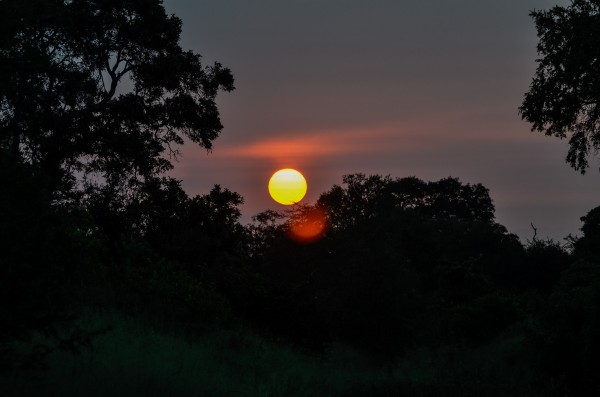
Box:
268;168;307;205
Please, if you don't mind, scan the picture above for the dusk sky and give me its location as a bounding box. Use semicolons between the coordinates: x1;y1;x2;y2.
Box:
163;0;599;241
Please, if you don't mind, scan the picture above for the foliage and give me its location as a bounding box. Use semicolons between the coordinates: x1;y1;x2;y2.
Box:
528;259;600;396
0;312;577;397
249;174;527;356
0;0;241;373
245;209;287;259
522;238;571;292
520;0;600;172
573;205;600;259
0;313;395;397
2;162;600;394
120;179;246;267
318;174;496;231
0;0;234;193
0;152;104;371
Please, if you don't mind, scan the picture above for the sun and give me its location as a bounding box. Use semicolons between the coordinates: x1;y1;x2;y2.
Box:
268;168;307;205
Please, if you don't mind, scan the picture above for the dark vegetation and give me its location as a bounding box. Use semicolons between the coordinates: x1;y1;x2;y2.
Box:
520;0;600;172
2;0;600;396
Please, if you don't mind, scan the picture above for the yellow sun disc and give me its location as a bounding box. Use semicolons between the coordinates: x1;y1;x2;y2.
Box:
268;168;307;205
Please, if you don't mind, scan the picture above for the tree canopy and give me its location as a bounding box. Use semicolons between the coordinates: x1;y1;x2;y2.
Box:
0;0;234;192
317;174;496;232
0;0;235;368
520;0;600;172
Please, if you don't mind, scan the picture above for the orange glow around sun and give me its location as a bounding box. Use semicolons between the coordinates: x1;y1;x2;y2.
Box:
268;168;307;205
288;207;328;244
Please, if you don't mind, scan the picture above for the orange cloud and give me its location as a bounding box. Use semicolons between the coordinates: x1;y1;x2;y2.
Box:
219;126;407;160
216;106;530;164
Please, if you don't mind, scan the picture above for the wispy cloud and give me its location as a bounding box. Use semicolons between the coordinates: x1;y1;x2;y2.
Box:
218;105;537;163
219;125;420;161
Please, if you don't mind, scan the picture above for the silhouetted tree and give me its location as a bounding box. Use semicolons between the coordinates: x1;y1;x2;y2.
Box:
573;205;600;259
521;238;571;292
520;0;600;172
531;258;600;396
0;0;234;195
318;174;496;232
0;152;103;371
247;174;528;356
136;181;243;264
0;0;235;370
245;210;287;260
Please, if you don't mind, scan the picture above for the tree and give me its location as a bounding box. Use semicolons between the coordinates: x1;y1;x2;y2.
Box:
0;0;234;193
317;173;496;231
520;0;600;172
244;174;524;356
573;205;600;259
143;183;245;267
0;0;235;371
0;152;104;371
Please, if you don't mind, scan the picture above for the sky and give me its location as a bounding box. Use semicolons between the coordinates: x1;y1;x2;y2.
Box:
163;0;599;241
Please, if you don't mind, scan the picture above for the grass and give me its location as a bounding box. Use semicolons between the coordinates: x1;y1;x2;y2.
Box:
0;312;548;396
0;312;395;397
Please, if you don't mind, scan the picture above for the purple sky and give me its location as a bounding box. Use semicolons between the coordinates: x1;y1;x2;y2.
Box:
163;0;599;241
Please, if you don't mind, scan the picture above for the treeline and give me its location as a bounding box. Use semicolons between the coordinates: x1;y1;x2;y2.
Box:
2;153;600;395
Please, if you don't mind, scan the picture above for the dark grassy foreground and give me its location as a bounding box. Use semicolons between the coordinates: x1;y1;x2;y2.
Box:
1;312;389;397
1;311;553;397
